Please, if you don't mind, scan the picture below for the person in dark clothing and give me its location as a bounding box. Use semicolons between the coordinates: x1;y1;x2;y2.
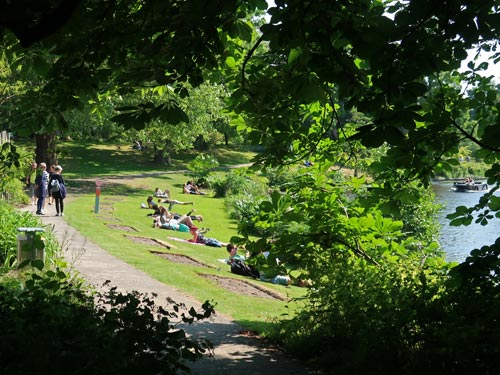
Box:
34;163;48;215
48;165;66;216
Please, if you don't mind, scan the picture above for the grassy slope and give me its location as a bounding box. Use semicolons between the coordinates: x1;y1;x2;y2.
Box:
58;142;306;333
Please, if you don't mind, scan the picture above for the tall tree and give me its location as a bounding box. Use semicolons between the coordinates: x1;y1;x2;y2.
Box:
2;2;500;372
0;0;266;161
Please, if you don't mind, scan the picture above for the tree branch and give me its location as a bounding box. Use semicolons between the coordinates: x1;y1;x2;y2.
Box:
241;34;265;98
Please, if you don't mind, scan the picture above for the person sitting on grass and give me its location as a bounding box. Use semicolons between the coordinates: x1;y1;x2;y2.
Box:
146;196;161;216
153;187;170;198
183;180;206;195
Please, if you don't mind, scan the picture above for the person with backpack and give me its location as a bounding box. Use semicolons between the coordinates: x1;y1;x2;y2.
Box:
226;243;260;279
49;165;66;216
226;243;293;285
47;164;56;206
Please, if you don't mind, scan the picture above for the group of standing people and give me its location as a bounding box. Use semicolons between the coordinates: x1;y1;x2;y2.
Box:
26;162;66;216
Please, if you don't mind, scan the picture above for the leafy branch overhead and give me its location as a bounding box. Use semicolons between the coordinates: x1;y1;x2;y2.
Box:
2;1;500;178
111;100;189;129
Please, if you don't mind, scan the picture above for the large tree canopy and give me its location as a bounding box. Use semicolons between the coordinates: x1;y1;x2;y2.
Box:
3;0;498;179
1;0;499;172
3;2;500;372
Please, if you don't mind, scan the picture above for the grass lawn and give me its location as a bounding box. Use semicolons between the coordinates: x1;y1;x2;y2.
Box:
57;142;307;334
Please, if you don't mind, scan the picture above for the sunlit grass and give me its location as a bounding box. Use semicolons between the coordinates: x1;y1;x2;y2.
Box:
58;141;307;333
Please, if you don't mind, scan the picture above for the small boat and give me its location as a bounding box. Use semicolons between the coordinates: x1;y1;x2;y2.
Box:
451;181;489;192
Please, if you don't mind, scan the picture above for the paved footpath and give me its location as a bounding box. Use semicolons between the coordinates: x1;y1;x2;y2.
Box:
20;205;318;375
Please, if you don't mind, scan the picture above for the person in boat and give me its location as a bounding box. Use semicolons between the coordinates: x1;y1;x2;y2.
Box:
463;176;474;184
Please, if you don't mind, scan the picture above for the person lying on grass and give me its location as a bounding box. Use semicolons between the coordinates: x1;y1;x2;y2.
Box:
183;181;206;195
160;205;202;222
147;195;194;213
226;243;312;287
153;206;201;229
153;216;190;232
188;226;225;247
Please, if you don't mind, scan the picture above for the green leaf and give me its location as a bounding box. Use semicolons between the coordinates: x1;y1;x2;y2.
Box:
225;56;237;69
355;125;386;148
57;270;67;279
488;196;500;211
289;75;327;102
32;259;44;270
164;104;189;124
230;115;246;131
288;48;301;65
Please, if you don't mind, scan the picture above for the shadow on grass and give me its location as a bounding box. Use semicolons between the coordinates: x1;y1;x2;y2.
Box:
68;180;147;195
59;142;256;179
60;142;187;177
172;147;255;166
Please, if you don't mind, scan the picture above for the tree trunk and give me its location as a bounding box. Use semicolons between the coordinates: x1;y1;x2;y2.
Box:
35;133;57;166
194;135;208;151
153;144;172;165
153;148;166;164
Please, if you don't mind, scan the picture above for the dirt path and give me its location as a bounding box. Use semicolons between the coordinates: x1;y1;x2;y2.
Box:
19;203;319;374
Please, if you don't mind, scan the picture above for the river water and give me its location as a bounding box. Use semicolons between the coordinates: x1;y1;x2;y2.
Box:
432;181;500;263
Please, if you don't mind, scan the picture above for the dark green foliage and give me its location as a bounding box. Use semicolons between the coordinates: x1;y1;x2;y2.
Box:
410;242;500;374
0;142;31;205
233;164;467;374
211;169;250;198
0;264;214;375
3;0;500;373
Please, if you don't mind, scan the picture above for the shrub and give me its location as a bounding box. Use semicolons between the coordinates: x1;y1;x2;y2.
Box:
232;165;456;374
0;262;215;375
1;178;28;205
187;154;219;187
0;142;32;205
211;170;251;198
217;171;269;236
410;243;500;374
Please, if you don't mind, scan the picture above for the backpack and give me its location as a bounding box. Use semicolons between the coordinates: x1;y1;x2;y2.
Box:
230;259;260;279
50;179;60;192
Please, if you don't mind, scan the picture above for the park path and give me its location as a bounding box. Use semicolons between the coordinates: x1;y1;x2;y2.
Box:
19;204;318;375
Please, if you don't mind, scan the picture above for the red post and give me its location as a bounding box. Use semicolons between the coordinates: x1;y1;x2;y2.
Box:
94;179;102;214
